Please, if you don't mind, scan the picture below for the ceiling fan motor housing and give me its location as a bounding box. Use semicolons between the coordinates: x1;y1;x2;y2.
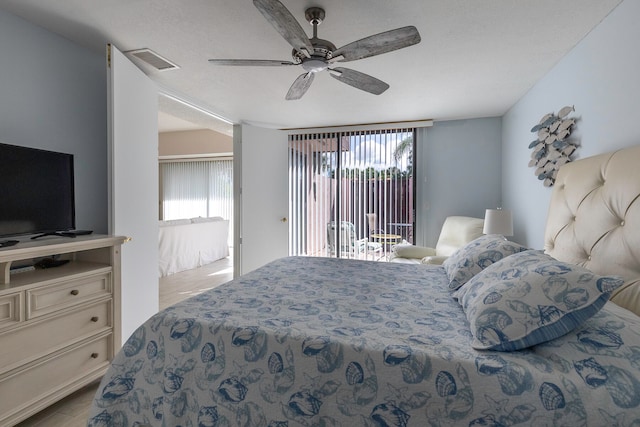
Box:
293;37;336;69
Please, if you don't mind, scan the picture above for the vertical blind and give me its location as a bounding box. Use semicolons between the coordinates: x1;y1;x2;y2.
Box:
160;159;233;225
289;128;415;259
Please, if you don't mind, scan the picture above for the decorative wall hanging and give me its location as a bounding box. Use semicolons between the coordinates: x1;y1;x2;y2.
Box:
528;106;577;187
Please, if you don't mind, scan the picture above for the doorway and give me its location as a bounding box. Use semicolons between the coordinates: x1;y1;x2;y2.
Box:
156;98;235;294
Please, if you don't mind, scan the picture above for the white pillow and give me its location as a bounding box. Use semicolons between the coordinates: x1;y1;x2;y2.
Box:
159;218;191;227
191;216;224;223
393;244;436;259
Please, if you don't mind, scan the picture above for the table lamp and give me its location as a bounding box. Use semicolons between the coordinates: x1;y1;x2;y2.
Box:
483;208;513;236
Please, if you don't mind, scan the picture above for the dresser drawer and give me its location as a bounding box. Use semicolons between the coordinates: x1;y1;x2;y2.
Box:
26;272;111;319
0;334;111;422
0;291;23;331
0;299;112;369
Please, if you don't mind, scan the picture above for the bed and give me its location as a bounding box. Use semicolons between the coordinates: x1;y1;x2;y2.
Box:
158;217;230;277
89;145;640;426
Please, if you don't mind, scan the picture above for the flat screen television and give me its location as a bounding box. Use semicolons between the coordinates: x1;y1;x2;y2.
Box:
0;142;75;238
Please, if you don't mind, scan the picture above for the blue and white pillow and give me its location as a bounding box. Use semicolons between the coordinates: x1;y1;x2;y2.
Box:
443;234;530;291
452;250;624;351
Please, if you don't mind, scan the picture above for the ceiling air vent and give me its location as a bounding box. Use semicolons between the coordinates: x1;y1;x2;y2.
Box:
126;48;180;71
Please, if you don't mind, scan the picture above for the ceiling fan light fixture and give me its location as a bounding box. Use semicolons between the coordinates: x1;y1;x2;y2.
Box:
301;58;328;73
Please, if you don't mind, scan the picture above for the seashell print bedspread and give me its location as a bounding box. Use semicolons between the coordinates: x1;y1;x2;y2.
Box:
88;256;640;426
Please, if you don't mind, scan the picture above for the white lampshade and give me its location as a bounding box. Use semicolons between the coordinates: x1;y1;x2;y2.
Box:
483;208;513;236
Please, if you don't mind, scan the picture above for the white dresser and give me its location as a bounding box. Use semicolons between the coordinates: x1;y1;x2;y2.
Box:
0;235;124;426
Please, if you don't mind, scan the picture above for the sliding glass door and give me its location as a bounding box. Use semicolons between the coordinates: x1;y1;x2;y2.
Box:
289;128;415;260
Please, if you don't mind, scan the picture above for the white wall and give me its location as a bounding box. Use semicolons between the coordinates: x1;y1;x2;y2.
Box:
0;9;107;233
416;118;502;246
159;129;233;157
502;0;640;249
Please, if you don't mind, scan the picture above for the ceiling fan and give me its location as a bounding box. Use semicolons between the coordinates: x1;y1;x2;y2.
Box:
208;0;421;100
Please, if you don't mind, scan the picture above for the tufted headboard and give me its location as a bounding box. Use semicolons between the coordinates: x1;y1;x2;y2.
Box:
544;144;640;316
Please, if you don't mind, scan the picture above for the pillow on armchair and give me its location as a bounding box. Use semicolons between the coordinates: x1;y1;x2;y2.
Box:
390;244;437;264
389;216;485;264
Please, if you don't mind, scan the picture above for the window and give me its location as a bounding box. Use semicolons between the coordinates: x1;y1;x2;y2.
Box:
160;159;233;225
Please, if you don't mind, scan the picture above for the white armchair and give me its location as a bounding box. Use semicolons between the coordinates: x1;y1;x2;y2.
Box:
389;216;484;264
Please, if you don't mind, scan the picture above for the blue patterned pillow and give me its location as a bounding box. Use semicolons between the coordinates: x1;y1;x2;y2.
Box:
442;234;530;291
452;250;624;351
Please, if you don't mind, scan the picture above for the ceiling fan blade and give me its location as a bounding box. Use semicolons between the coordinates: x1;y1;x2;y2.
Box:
208;59;296;66
329;67;389;95
253;0;314;57
333;26;421;62
286;72;315;100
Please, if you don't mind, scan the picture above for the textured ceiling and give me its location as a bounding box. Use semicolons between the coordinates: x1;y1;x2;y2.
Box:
0;0;622;133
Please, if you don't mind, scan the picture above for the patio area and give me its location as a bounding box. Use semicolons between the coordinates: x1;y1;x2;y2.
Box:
308;228;410;262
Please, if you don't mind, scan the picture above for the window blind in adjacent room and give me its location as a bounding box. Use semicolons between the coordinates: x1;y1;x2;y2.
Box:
160;159;233;225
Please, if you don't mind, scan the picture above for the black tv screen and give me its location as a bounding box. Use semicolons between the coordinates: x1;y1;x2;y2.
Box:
0;143;75;237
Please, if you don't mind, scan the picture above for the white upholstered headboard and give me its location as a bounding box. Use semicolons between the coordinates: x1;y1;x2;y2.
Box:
544;144;640;317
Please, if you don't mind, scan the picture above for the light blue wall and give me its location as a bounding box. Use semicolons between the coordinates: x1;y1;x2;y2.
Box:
502;0;639;249
0;9;107;233
416;117;502;246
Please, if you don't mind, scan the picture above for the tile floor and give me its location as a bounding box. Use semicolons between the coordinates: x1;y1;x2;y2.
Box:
14;256;234;427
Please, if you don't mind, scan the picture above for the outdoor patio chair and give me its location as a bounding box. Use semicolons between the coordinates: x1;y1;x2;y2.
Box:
327;221;383;260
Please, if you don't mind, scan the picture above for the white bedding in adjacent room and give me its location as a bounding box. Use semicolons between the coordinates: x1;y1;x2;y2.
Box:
158;217;229;276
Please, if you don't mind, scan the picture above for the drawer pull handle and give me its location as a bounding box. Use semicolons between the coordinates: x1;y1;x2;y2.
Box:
70;289;79;296
91;316;99;322
91;352;99;359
